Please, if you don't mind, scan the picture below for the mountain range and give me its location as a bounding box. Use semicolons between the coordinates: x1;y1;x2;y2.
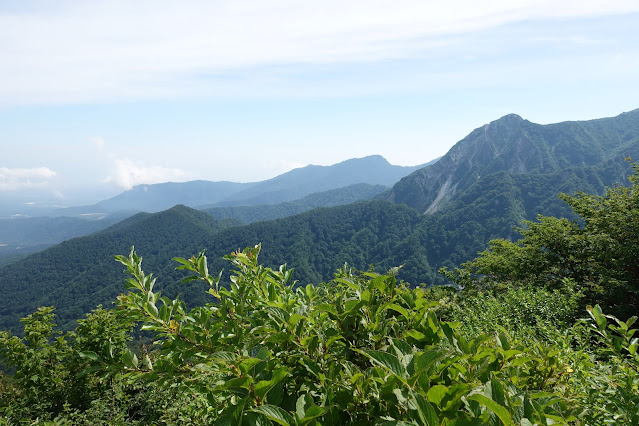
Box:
0;157;432;261
0;108;638;332
57;155;432;215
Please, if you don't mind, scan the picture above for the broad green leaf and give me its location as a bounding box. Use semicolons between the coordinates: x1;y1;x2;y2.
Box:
239;357;262;375
296;394;308;420
78;351;101;362
411;390;439;425
299;404;329;424
122;349;138;369
144;300;158;318
488;378;507;407
467;394;514;426
427;384;448;407
254;368;289;402
356;349;408;380
249;405;294;426
288;313;306;330
385;303;411;321
588;304;607;330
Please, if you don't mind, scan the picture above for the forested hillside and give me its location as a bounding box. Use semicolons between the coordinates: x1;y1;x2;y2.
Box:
0;206;240;331
202;183;387;223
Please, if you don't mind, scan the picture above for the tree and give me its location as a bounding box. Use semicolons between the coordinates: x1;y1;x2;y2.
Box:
441;160;639;317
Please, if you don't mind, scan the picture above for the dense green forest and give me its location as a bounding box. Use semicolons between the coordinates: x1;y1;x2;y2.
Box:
1;164;638;424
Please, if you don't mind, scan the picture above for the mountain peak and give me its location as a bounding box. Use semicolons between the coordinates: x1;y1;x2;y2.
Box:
386;109;639;213
495;113;524;122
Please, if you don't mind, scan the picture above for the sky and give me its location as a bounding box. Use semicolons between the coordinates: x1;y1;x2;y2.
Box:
1;0;639;207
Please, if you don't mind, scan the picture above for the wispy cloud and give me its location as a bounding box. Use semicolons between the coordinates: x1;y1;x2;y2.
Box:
1;1;637;105
88;137;195;189
103;158;194;190
0;166;57;190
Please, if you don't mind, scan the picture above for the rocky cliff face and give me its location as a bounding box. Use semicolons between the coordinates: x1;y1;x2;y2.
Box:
387;109;639;213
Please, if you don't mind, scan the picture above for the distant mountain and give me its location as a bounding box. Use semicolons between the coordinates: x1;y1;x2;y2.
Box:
202;183;388;223
58;155;433;215
0;201;427;332
387;109;639;213
0;157;428;264
214;155;433;206
58;181;254;216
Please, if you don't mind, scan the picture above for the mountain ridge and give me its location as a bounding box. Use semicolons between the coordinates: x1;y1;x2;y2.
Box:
387;108;639;213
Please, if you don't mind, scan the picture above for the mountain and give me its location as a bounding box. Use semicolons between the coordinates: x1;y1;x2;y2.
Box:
202;183;388;223
0;157;427;265
214;155;433;206
58;155;432;215
387;109;639;213
57;181;254;216
1;109;638;333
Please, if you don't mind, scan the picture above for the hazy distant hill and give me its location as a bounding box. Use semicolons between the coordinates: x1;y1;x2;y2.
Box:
59;155;431;215
0;157;426;264
1;109;638;332
58;181;253;216
215;155;433;206
387;109;639;213
202;183;388;223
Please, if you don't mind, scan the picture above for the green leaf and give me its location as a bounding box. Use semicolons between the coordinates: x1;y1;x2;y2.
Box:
411;390;439;425
385;303;411;321
427;384;448;407
144;300;159;318
299;404;329;424
356;349;408;380
239;357;262;375
588;304;607;331
467;394;514;426
122;348;138;369
296;394;308;420
78;351;101;362
488;378;507;407
288;313;306;330
198;253;208;277
249;405;294;426
254;368;289;402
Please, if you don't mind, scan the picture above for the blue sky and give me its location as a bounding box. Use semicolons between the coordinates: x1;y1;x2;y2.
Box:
1;0;639;207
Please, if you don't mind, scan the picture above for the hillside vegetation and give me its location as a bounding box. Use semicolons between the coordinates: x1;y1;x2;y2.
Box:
1;164;638;423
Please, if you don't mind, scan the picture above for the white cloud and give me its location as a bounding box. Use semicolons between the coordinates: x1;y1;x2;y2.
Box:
0;166;57;190
104;158;194;190
0;0;637;105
